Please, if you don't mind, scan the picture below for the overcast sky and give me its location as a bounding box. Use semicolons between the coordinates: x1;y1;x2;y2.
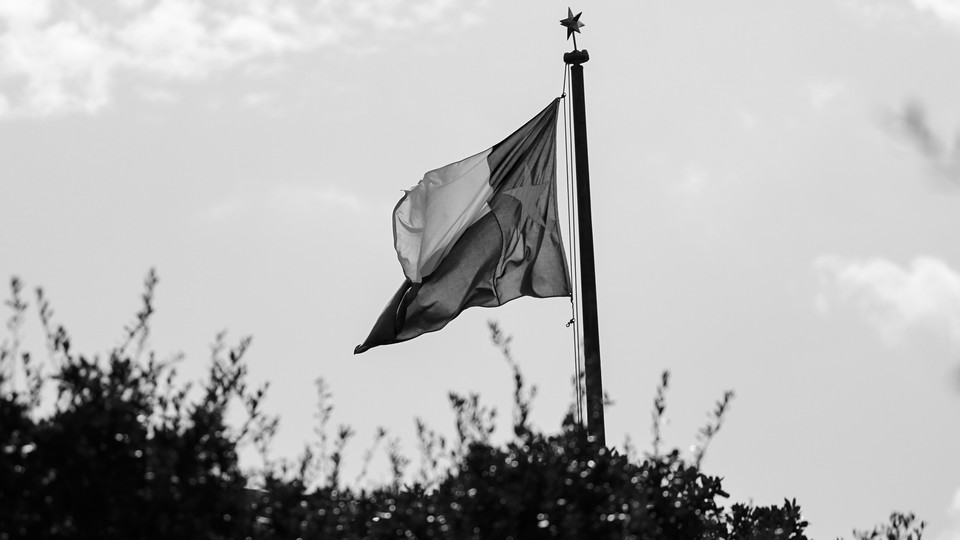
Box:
3;1;960;538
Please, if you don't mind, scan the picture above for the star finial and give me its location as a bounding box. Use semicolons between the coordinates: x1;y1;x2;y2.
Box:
560;8;584;41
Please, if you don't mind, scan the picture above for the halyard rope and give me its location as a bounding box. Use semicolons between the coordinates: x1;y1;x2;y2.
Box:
561;65;585;427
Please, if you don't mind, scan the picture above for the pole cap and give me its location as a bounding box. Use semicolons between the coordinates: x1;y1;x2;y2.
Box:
563;49;590;65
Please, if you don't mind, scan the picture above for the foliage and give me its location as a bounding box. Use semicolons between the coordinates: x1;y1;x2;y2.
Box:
0;273;920;539
1;272;257;538
845;512;926;540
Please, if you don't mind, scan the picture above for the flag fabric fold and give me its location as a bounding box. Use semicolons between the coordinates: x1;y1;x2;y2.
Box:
355;99;570;354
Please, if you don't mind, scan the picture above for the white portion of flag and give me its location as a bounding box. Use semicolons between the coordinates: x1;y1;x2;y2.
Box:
394;148;494;283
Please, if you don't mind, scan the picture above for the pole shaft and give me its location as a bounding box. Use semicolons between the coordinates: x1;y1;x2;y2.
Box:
569;61;605;446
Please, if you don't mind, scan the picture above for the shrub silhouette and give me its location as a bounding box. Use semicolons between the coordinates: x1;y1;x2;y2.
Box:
0;272;920;539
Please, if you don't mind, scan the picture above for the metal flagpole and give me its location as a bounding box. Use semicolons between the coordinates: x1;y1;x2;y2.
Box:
561;9;605;446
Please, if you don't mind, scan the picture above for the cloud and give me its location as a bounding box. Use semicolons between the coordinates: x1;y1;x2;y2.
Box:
909;0;960;26
412;0;456;23
200;184;366;226
0;0;51;26
845;0;960;28
200;199;247;223
938;486;960;540
138;86;178;103
738;109;760;131
815;255;960;348
271;184;364;213
0;0;486;117
0;9;120;115
678;165;708;196
806;80;848;109
840;0;908;24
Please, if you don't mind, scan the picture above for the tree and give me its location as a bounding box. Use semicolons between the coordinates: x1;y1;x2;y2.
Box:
0;272;917;539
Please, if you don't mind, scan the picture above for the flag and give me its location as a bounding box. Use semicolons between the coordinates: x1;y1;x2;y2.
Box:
355;99;571;354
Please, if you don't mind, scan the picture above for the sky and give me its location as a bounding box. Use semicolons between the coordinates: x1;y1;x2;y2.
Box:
2;0;960;537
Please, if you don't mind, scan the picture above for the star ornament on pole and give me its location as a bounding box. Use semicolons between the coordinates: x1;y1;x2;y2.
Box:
560;8;585;48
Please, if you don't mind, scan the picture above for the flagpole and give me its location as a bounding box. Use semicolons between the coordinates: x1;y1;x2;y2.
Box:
562;33;605;444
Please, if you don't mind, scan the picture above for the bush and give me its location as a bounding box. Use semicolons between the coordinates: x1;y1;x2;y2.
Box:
0;273;917;539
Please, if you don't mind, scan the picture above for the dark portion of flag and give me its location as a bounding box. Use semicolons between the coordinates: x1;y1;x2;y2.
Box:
355;100;570;354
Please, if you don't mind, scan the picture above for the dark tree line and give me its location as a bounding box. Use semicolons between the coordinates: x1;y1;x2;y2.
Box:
0;272;923;539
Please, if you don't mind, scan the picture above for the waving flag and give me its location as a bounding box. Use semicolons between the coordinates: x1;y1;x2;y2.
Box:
355;99;570;354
